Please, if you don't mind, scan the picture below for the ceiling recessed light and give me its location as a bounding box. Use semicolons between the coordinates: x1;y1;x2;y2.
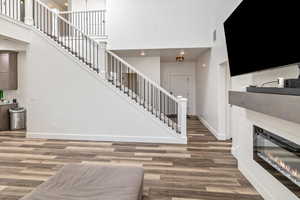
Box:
202;64;207;68
64;2;68;6
140;51;145;56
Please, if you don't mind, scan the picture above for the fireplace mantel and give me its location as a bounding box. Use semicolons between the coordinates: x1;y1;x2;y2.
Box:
229;91;300;200
229;91;300;125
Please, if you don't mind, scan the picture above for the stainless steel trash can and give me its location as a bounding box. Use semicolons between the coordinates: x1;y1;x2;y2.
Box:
9;108;26;130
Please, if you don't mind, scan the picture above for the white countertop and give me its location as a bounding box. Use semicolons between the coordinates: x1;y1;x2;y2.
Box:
0;100;12;106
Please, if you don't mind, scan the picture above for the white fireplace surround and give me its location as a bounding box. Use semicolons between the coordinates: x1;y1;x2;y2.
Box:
230;65;300;200
235;110;300;200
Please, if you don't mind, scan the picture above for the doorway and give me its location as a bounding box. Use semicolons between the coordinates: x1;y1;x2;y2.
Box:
169;74;193;115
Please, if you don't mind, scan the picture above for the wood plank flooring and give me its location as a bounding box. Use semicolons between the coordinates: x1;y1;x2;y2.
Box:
0;118;263;200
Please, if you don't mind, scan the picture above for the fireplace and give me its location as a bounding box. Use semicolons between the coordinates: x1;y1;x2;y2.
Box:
253;126;300;197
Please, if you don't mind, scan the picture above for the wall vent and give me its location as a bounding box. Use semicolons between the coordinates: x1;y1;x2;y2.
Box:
213;30;217;42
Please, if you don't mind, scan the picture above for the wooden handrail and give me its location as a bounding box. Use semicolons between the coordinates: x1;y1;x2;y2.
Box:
59;10;106;14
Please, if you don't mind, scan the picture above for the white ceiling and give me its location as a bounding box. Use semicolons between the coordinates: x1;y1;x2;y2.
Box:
42;0;67;9
52;0;67;7
114;48;209;62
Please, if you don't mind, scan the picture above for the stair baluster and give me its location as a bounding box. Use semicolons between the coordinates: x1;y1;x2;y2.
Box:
1;0;187;136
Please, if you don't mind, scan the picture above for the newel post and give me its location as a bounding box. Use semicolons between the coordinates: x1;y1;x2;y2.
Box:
98;42;107;74
177;96;187;138
24;0;34;25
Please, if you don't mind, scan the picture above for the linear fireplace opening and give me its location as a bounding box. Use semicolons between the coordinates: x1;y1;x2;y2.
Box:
253;126;300;197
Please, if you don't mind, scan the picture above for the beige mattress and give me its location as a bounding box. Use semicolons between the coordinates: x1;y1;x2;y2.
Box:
21;164;144;200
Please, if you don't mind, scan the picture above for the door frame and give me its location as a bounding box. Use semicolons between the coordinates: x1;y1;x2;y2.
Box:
218;61;232;140
168;73;194;115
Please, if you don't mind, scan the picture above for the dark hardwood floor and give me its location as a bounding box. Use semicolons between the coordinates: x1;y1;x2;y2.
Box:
0;118;263;200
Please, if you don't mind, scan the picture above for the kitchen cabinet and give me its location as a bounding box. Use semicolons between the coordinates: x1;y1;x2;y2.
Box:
0;104;13;131
0;51;18;90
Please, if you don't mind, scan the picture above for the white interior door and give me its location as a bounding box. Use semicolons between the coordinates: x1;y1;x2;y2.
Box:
169;74;192;115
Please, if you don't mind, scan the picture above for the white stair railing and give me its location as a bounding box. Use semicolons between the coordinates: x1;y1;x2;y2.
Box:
59;10;106;37
105;50;187;135
33;0;103;72
0;0;25;21
2;0;187;137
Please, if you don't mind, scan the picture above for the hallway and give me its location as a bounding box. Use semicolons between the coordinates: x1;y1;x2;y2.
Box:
0;118;262;200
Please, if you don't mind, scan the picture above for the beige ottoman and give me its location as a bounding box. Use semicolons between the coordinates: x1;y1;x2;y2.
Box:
21;164;144;200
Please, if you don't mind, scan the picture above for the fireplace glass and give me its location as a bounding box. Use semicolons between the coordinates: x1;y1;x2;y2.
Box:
253;126;300;197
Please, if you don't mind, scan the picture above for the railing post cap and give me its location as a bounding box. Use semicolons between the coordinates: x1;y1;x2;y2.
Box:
178;96;188;102
52;8;59;13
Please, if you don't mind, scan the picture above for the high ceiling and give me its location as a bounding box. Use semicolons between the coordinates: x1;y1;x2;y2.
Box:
114;48;209;62
52;0;67;7
42;0;68;9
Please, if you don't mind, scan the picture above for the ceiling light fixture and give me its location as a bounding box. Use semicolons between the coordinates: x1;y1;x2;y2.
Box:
176;55;184;63
140;51;145;56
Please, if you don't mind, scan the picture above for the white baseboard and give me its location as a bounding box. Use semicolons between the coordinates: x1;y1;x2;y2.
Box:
198;116;226;140
27;132;187;144
239;162;274;200
231;146;238;158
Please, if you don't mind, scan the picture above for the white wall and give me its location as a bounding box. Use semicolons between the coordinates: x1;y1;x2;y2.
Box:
195;0;300;199
0;39;27;51
0;18;31;43
196;50;219;134
0;15;186;144
161;62;196;115
195;0;243;140
123;56;161;85
71;0;106;11
107;0;215;50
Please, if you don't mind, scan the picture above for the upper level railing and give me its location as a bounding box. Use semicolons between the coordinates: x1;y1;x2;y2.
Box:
59;10;106;37
0;0;25;21
33;0;102;73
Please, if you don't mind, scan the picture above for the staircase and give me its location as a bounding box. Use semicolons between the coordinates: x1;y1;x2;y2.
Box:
59;10;107;38
0;0;187;137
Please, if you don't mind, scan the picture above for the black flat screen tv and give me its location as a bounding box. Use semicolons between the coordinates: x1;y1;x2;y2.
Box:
224;0;300;77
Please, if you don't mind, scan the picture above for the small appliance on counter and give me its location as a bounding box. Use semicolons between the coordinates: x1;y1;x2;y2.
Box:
246;65;300;96
9;99;26;130
0;96;26;131
246;86;300;96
